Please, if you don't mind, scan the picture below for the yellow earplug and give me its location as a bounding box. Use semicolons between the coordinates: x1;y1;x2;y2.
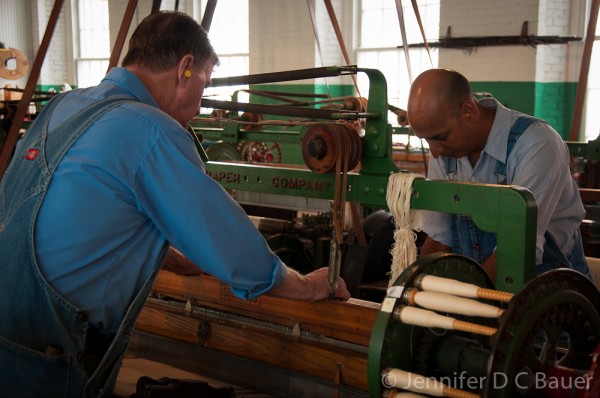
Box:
184;70;192;78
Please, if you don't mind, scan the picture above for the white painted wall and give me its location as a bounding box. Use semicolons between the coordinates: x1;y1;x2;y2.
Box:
438;0;586;84
438;0;539;81
249;0;351;86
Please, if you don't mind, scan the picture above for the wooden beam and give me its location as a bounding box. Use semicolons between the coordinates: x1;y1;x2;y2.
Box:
0;0;65;181
200;0;218;32
107;0;139;73
569;0;599;141
136;304;370;391
580;188;600;203
149;271;380;347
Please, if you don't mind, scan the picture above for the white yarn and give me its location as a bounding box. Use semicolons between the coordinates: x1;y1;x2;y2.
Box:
386;172;425;286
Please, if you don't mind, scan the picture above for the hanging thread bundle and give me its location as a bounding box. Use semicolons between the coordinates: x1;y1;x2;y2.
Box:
386;172;425;286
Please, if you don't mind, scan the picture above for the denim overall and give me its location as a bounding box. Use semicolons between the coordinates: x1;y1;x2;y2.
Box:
442;116;590;277
0;94;169;397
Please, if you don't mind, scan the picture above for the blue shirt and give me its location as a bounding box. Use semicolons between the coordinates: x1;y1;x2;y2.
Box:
423;98;585;264
34;68;287;334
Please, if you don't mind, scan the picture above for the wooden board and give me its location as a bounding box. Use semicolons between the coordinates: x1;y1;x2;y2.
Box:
134;270;383;392
149;271;380;347
136;304;370;390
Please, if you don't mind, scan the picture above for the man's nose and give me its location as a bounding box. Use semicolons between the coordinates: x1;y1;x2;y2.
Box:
428;142;442;158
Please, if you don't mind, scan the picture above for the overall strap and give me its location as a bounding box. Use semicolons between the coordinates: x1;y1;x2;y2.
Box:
494;116;539;181
43;95;134;174
443;156;457;180
447;116;540;263
440;116;542;181
0;95;133;228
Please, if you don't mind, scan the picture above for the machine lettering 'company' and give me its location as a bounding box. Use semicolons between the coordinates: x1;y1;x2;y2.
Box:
207;170;332;193
271;176;331;192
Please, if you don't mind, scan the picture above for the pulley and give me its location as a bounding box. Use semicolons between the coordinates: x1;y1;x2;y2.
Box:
240;112;263;131
301;122;361;174
0;47;29;80
205;141;241;161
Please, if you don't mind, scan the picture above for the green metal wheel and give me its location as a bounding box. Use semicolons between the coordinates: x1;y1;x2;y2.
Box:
486;269;600;397
368;253;495;397
205;141;242;161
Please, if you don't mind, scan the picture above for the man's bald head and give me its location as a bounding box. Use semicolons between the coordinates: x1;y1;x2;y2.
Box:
406;69;492;160
408;68;472;121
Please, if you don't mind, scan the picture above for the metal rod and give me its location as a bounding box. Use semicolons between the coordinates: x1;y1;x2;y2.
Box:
3;87;57;96
151;0;161;14
243;89;329;99
323;0;360;94
200;0;218;32
408;35;582;48
201;98;368;120
210;66;357;87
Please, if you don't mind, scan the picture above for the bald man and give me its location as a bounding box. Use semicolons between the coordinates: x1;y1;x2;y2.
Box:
407;68;591;281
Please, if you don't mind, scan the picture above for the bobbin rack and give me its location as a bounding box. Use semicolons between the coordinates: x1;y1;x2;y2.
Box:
130;66;600;397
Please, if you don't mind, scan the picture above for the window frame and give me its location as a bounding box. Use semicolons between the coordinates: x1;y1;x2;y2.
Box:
71;0;110;88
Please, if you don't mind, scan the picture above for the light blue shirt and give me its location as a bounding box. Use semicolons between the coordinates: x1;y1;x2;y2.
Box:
35;68;287;334
423;98;585;264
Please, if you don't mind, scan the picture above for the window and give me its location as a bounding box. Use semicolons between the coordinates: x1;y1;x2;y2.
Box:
74;0;110;88
200;0;250;105
356;0;439;116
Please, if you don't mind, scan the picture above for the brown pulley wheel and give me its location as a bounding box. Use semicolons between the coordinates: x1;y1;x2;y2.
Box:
302;123;339;174
359;97;368;112
0;47;29;80
336;123;362;170
342;96;369;112
342;96;363;111
240;112;263;131
211;109;228;119
395;109;409;126
301;123;362;173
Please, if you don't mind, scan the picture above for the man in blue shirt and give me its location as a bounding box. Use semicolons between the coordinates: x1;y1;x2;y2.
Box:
0;11;349;397
407;68;591;281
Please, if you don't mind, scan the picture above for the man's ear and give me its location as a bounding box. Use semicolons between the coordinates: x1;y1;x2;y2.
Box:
462;99;479;121
177;54;195;81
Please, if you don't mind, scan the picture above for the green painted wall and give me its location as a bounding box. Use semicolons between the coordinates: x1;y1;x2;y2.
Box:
470;81;578;140
534;82;578;139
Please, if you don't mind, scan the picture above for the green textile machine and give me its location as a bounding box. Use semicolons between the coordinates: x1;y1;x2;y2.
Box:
187;66;600;397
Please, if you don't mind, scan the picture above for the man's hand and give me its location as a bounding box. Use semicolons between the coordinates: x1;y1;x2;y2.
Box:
267;266;351;302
